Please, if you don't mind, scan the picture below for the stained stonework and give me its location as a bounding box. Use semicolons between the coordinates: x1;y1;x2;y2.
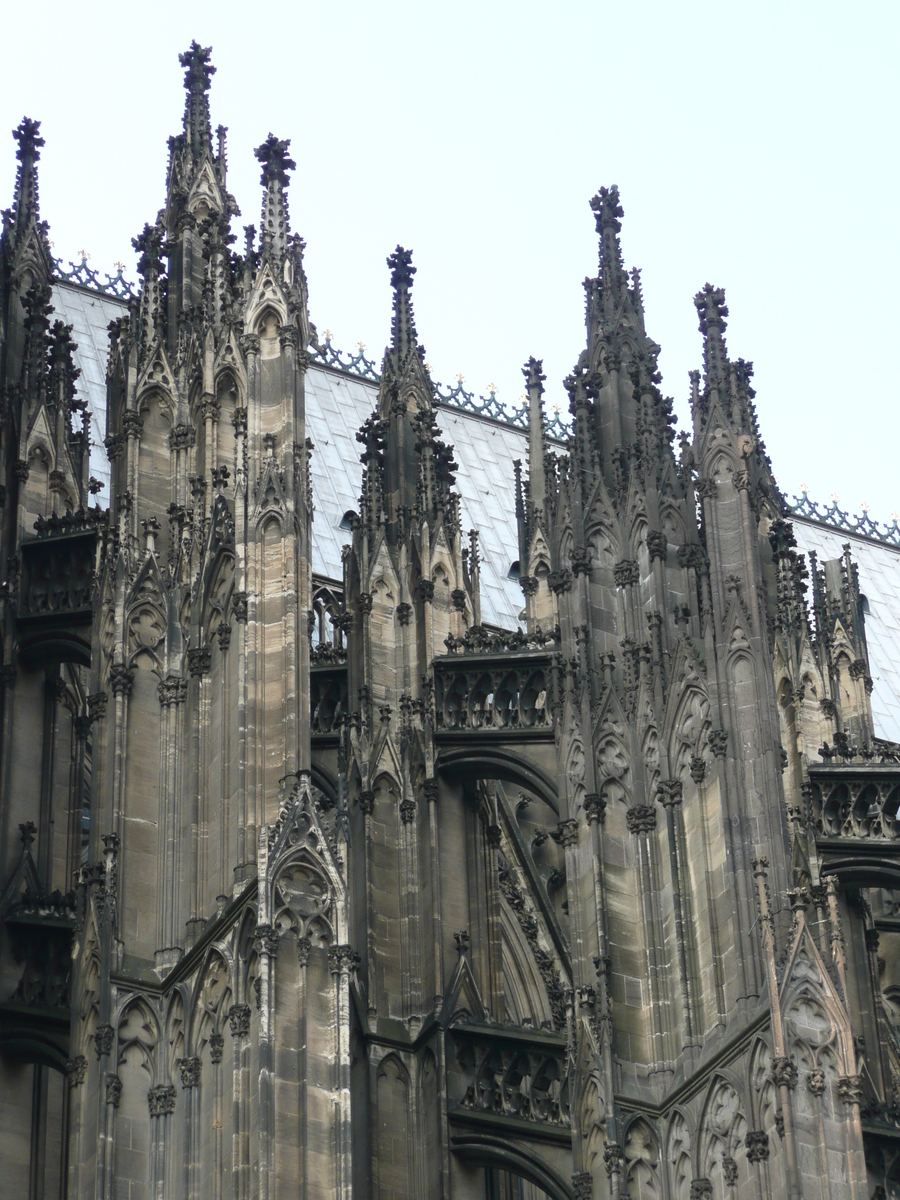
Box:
1;41;900;1200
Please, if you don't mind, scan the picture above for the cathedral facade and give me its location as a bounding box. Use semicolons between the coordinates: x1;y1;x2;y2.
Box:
2;43;900;1200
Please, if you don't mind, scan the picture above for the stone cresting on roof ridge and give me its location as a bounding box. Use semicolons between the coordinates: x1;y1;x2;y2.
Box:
783;492;900;549
308;334;573;441
53;255;135;300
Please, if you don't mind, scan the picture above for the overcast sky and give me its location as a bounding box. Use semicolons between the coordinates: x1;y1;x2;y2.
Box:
3;1;897;524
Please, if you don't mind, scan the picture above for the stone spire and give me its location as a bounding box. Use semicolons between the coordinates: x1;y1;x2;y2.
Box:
179;40;215;162
385;245;422;373
255;133;295;262
8;118;45;246
523;356;546;513
693;282;729;394
590;185;626;313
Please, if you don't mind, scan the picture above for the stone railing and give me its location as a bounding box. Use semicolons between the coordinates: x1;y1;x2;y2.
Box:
433;657;552;732
452;1022;569;1128
807;765;900;841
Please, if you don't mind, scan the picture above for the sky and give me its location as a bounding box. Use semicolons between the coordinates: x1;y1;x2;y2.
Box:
2;0;897;525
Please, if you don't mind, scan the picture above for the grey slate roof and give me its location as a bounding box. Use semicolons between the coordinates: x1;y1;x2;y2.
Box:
792;519;900;742
50;282;124;500
48;281;900;740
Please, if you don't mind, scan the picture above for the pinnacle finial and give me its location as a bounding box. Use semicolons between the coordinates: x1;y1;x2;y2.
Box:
590;185;623;235
10;117;45;239
255;135;295;260
693;283;729;389
254;134;296;189
589;185;626;303
522;357;546;394
178;42;215;159
13;117;44;164
386;246;421;364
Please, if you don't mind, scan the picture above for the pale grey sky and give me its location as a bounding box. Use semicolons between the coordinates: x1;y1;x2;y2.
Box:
3;0;897;522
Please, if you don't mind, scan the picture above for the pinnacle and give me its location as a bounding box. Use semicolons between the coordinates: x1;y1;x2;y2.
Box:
254;134;296;190
13;117;44;163
386;246;422;364
694;283;729;335
589;185;623;234
522;357;546;393
179;41;216;95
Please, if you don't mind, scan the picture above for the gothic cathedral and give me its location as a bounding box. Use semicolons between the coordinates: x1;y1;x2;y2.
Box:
1;42;898;1200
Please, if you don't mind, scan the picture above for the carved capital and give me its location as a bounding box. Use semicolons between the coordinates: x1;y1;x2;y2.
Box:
232;591;249;623
548;568;573;594
48;468;66;493
696;477;718;500
572;1172;592;1200
677;542;707;571
180;1056;201;1089
231;406;248;435
707;729;728;758
570;547;593;576
187;646;211;677
240;333;260;356
148;1083;177;1116
519;575;538;597
169;423;196;451
745;1130;769;1162
14;458;30;482
216;622;232;652
209;1033;224;1064
227;1003;251;1038
557;818;579;848
603;1142;623;1177
66;1055;87;1087
399;798;417;824
422;779;439;805
94;1023;114;1058
358;789;375;816
396;602;412;626
88;691;108;720
104;434;125;461
122;411;144;439
485;823;502;850
451;588;467;612
626;804;656;835
614;559;640;587
647;531;667;561
106;1073;123;1107
837;1074;862;1105
731;469;750;492
253;923;279;958
584;793;606;825
327;943;357;976
157;675;187;707
690;1182;713;1200
109;664;134;698
358;592;374;615
416;579;435;603
656;779;683;808
772;1055;798;1089
849;658;867;680
297;936;311;968
806;1068;826;1096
